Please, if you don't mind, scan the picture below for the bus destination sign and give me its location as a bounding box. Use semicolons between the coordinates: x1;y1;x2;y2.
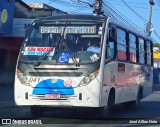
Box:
39;26;96;34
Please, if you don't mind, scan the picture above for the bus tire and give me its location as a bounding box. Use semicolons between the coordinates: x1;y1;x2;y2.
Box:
30;106;44;117
123;87;142;109
132;87;142;108
97;88;115;118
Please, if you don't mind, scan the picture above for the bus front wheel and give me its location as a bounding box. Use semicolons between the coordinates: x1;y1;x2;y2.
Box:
97;89;115;118
96;105;111;118
30;106;45;117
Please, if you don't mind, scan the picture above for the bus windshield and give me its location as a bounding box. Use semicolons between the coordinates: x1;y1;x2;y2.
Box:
20;20;105;64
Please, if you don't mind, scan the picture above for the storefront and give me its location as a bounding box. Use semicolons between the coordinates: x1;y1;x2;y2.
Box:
0;0;15;85
0;0;66;85
0;0;15;35
153;52;160;84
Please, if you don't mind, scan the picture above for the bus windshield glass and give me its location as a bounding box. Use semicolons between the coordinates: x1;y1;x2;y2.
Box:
20;20;105;64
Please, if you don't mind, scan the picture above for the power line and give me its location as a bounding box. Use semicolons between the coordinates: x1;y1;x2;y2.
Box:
103;1;143;31
156;0;160;7
102;1;160;42
108;1;160;10
109;0;146;5
48;0;92;12
154;30;160;41
120;0;148;23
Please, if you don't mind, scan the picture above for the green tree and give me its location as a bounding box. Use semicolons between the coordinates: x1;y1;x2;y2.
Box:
153;43;160;48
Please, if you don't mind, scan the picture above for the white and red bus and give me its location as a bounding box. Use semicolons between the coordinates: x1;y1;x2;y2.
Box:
14;15;153;117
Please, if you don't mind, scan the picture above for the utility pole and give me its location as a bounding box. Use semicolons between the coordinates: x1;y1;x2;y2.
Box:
147;0;154;36
93;0;103;16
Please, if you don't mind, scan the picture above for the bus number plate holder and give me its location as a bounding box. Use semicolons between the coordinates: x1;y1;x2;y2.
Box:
45;93;60;99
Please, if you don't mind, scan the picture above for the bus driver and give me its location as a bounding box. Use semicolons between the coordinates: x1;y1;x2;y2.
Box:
87;42;101;53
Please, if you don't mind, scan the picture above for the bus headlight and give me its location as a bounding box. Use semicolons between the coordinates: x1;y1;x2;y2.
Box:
83;77;90;84
16;69;30;86
79;70;99;86
18;73;27;83
89;73;96;80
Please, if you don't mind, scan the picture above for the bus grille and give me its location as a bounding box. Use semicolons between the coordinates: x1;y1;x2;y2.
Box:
29;72;83;77
30;95;76;101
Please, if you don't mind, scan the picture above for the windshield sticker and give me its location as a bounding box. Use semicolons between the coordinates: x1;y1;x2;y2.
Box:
23;47;55;56
58;52;71;63
40;26;96;34
90;54;99;62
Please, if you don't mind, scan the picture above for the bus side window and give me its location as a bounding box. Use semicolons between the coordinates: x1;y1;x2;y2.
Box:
108;42;114;58
146;41;152;65
129;33;137;62
138;38;145;64
107;27;115;58
117;28;127;61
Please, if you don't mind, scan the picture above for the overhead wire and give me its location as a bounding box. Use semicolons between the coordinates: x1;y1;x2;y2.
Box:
102;1;143;31
108;1;160;10
48;0;92;14
154;30;160;41
106;0;160;42
109;0;146;5
48;0;160;42
120;0;148;23
156;0;160;7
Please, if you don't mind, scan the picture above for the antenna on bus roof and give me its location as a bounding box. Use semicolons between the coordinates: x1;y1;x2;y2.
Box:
93;0;104;16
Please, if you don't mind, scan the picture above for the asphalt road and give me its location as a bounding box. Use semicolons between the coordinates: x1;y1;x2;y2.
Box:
0;85;160;126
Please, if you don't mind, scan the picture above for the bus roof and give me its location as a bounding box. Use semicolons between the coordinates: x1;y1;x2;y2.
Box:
35;14;107;22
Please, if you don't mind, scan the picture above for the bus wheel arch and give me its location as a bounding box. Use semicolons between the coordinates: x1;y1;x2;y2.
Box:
123;85;143;109
135;85;143;106
139;85;143;99
97;87;115;118
107;87;115;106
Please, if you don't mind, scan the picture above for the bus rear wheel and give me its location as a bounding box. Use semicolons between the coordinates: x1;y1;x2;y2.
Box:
30;106;45;117
123;88;142;109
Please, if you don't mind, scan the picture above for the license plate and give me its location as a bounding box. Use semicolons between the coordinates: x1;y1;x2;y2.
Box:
45;94;60;99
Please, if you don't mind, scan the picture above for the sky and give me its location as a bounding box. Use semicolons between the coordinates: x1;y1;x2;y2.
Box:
23;0;160;43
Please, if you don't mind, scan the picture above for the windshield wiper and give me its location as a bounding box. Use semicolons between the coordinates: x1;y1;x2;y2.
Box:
34;20;80;67
34;40;60;67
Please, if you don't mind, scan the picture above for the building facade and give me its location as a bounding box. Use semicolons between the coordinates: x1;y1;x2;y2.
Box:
0;0;67;85
153;47;160;84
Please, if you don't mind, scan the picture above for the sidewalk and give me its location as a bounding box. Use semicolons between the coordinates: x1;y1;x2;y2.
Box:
153;84;160;91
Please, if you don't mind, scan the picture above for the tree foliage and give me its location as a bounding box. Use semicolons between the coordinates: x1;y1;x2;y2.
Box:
153;43;160;48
